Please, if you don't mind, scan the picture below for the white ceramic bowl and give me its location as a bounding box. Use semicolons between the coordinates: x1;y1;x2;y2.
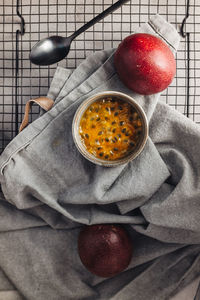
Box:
72;91;148;167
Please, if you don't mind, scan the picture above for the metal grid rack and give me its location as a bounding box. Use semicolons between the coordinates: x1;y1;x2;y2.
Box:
0;0;199;153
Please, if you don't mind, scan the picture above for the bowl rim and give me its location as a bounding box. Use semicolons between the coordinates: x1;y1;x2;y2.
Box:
72;91;148;167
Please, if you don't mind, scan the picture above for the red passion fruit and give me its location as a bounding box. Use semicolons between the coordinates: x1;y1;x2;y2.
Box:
114;33;176;95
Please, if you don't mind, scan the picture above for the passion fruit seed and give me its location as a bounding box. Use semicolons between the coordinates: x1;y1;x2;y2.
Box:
122;128;126;133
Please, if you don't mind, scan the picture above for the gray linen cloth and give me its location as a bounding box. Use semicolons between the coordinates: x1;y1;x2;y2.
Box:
0;15;199;300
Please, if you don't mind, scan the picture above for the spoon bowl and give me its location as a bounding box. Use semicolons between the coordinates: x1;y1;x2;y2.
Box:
30;36;71;66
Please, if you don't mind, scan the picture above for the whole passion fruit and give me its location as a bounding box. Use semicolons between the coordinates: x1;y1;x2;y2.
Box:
78;224;133;278
114;33;176;95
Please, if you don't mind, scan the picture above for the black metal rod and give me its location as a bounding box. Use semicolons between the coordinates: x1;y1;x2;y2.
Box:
16;0;25;35
186;33;190;118
15;0;25;135
180;0;190;118
15;30;19;136
180;0;190;38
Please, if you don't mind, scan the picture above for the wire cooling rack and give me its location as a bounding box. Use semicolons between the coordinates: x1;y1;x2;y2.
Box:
0;0;199;153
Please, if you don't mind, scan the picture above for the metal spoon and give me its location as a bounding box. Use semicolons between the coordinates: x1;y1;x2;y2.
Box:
30;0;130;65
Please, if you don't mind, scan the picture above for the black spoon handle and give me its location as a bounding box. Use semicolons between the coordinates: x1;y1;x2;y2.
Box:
70;0;130;40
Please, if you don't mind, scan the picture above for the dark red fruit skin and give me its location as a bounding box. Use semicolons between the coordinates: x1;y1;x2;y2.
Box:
114;33;176;95
78;224;133;278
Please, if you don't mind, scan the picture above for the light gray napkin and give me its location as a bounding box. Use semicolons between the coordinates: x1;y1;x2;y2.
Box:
0;15;199;300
